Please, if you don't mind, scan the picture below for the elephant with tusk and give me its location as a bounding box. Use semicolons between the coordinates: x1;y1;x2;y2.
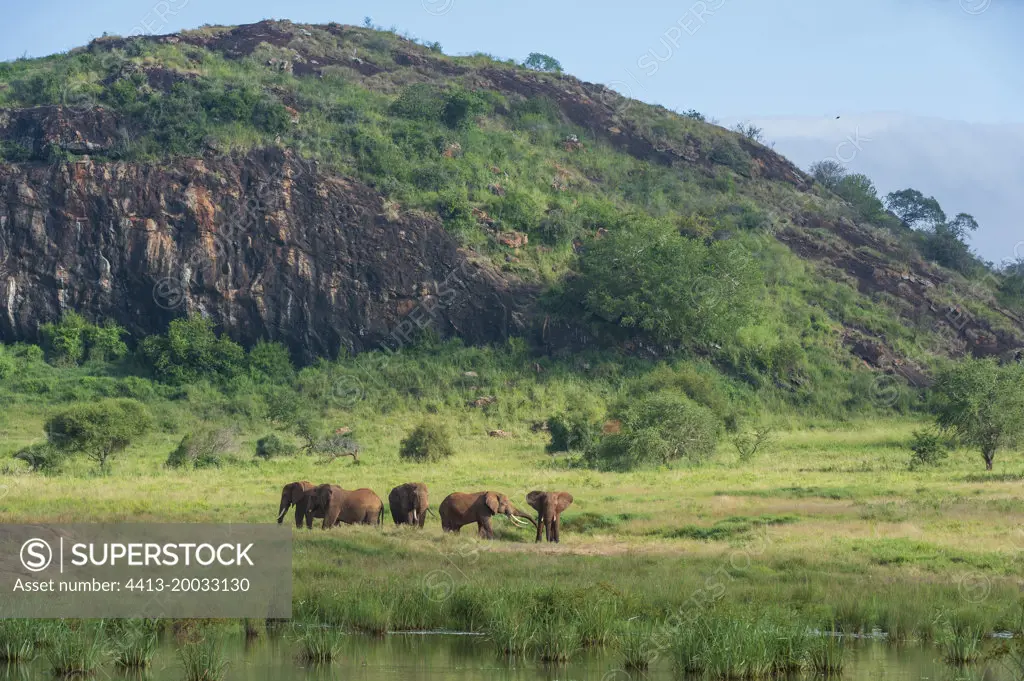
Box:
389;482;433;527
439;491;538;539
277;481;316;527
526;491;573;543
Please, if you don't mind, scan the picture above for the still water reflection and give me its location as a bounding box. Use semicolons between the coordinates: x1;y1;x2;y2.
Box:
0;632;1015;681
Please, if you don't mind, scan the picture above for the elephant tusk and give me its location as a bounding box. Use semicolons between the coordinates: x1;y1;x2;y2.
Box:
277;506;289;522
509;515;529;528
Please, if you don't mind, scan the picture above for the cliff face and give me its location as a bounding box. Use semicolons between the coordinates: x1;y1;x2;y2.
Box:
0;136;530;361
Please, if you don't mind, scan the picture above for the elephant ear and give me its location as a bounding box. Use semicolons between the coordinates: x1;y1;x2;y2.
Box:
484;492;500;514
555;492;574;514
291;482;309;502
526;491;545;512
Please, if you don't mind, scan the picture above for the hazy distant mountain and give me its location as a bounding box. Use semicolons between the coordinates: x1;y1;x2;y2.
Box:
734;113;1024;265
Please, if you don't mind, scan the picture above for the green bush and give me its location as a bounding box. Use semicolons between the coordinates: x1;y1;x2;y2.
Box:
247;341;295;384
908;429;948;469
492;189;544;234
0;347;14;379
585;392;721;471
399;420;454;462
40;312;89;365
255;434;294;460
45;398;151;472
391;85;484;129
13;442;67;473
141;316;246;385
166;428;236;469
437;186;474;233
546;412;601;454
570;217;762;349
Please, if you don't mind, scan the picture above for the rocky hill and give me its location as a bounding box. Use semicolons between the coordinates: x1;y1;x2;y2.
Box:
1;20;1021;378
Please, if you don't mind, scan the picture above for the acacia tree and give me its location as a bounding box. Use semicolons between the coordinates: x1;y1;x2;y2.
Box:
523;53;562;73
808;159;847;190
45;399;152;472
930;358;1024;470
884;188;946;230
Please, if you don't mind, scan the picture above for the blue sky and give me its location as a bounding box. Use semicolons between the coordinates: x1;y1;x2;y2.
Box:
3;0;1022;124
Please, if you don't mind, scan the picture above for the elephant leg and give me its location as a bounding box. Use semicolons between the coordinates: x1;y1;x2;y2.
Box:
479;518;494;539
294;506;304;528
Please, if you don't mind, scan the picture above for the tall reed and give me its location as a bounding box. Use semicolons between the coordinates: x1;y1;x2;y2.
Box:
178;637;229;681
47;624;107;677
0;620;37;663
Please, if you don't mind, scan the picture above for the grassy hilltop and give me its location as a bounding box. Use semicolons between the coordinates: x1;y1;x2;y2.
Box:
2;17;1024;675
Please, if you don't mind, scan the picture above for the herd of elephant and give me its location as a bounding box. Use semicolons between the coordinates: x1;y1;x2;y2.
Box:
277;481;574;543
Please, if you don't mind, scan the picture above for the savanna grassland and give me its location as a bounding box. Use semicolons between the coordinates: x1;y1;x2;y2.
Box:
3;350;1023;647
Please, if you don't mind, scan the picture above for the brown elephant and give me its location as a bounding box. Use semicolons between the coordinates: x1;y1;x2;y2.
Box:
277;481;316;527
304;484;384;530
526;491;573;543
389;482;432;527
439;491;537;539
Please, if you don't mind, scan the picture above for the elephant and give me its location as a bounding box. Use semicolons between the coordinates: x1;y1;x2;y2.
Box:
439;491;537;539
277;481;316;527
526;491;573;543
304;484;384;530
389;482;432;527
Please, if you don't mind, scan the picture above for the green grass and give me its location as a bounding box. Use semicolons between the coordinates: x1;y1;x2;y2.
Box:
807;632;846;675
294;626;344;663
0;620;38;663
614;621;659;670
111;621;158;668
938;617;985;666
178;637;229;681
46;624;107;677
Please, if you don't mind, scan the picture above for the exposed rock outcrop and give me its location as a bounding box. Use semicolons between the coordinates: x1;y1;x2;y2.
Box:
0;146;532;361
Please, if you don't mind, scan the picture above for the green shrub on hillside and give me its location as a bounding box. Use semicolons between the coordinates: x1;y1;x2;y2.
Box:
255;434;294;460
39;312;127;365
0;347;13;380
390;84;485;129
584;392;721;471
141;317;245;385
571;217;761;349
247;341;295;384
399;420;454;462
546;412;601;454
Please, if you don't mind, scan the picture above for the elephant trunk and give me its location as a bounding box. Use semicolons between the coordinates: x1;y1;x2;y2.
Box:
508;508;538;529
277;498;290;523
